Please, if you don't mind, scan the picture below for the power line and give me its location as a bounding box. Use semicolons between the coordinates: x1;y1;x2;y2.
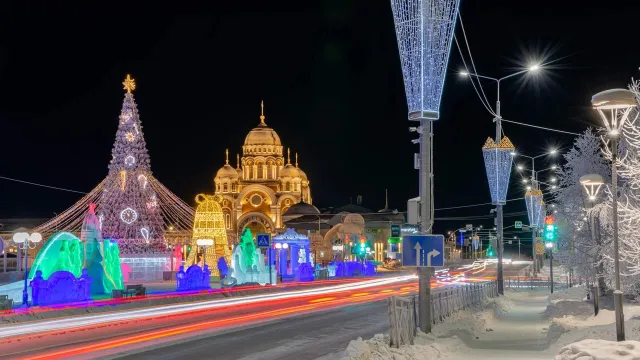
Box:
0;175;88;195
501;118;581;136
435;197;525;211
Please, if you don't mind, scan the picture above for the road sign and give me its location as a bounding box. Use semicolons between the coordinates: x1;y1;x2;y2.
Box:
391;224;401;238
256;233;271;248
515;221;523;229
535;243;544;255
402;235;445;267
466;224;473;231
472;235;479;250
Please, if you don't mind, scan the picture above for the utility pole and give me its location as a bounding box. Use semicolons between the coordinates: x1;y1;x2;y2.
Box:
495;89;505;295
418;120;433;333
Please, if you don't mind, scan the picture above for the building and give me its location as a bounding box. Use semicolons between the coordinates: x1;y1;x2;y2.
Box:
213;102;312;238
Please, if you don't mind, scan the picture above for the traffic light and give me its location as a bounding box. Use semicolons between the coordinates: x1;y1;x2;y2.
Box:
543;215;557;242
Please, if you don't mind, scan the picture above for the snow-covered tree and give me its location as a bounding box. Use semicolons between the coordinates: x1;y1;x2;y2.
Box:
555;128;610;291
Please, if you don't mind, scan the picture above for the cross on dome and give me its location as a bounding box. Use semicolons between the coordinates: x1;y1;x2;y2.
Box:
259;100;266;125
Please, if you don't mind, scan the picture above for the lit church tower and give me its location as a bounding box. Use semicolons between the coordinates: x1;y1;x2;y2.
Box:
213;102;312;239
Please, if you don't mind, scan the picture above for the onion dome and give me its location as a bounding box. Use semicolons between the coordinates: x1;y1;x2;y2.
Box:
243;101;283;156
215;149;239;181
279;148;301;179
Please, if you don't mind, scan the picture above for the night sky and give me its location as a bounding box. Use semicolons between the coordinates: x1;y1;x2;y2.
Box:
1;1;639;246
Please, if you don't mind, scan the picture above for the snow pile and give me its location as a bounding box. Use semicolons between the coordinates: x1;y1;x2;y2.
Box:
342;332;464;360
549;285;587;303
341;294;511;359
555;339;640;360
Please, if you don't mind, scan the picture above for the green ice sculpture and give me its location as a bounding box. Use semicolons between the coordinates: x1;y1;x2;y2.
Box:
29;232;84;280
29;204;124;296
239;228;257;268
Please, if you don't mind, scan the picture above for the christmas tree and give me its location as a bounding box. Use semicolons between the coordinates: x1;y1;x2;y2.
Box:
98;75;166;254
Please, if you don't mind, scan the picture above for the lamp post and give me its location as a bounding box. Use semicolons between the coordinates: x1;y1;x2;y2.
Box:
592;88;637;341
465;66;541;296
545;241;554;294
516;151;557;274
580;173;605;316
196;239;214;269
12;232;42;306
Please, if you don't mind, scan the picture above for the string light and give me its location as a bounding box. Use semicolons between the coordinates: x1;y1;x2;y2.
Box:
482;137;515;204
390;0;460;120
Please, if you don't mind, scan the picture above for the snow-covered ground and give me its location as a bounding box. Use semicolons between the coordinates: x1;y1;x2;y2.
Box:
342;284;640;360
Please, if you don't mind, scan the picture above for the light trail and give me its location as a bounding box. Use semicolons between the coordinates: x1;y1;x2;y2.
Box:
21;285;408;360
0;275;415;340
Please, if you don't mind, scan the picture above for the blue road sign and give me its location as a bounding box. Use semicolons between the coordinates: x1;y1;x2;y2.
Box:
515;221;523;229
256;233;271;248
402;235;445;267
0;236;3;254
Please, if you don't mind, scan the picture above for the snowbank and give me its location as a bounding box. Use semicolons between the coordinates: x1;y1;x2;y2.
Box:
342;332;464;360
341;294;512;360
556;339;640;360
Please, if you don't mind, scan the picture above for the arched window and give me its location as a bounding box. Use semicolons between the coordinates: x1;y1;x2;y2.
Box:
286;182;291;191
257;162;264;179
223;183;228;192
216;183;220;192
248;165;254;179
225;213;231;229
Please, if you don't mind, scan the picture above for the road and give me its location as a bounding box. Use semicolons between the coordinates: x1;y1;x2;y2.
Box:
0;261;530;360
116;301;388;360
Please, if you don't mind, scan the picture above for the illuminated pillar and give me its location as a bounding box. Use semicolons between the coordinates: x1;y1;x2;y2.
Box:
279;248;287;275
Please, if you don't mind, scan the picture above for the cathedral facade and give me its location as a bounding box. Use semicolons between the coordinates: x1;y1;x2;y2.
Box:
214;103;312;238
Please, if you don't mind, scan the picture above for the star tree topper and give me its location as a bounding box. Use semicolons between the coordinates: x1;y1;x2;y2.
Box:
122;74;136;93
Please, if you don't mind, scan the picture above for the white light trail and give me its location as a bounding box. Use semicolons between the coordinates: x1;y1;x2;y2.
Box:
0;276;415;339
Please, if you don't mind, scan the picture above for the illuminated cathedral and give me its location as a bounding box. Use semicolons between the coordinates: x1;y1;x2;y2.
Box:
214;102;312;237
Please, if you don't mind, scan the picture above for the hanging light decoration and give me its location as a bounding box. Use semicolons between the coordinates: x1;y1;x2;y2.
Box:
525;189;544;229
482;137;515;204
390;0;460;121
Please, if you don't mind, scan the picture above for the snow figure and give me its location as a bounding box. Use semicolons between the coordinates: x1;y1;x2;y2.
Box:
81;203;123;294
239;228;257;268
98;75;166;254
298;247;306;265
231;228;275;285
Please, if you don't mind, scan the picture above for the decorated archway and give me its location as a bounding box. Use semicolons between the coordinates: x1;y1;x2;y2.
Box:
237;212;276;237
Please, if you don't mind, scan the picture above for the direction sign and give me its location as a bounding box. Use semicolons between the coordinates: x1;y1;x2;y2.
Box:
0;236;3;254
515;221;523;229
391;224;401;238
472;235;479;250
402;235;445;267
535;243;544;255
256;233;271;248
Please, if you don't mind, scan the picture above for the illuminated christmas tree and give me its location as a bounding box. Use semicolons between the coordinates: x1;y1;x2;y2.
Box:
98;75;166;253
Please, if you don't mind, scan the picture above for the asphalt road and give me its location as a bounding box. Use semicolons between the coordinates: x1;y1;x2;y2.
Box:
113;301;388;360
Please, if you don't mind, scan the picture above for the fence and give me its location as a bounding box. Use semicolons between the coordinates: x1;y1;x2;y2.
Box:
388;281;498;348
504;276;572;290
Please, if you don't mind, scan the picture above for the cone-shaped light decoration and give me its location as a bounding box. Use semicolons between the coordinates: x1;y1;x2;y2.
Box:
391;0;460;121
482;137;515;205
536;201;546;230
525;189;544;229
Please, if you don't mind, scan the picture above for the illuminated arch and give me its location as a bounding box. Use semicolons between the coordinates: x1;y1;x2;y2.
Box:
237;184;277;205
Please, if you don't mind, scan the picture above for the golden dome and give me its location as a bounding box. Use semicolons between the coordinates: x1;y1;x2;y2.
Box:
242;102;284;156
216;164;238;180
279;164;300;178
295;153;308;181
279;148;300;179
244;125;282;146
215;149;239;181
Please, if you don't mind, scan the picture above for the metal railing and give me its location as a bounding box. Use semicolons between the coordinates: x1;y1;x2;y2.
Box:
504;276;571;290
388;281;498;347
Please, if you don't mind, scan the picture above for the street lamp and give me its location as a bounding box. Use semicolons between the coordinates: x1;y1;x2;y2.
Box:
13;232;42;306
592;88;637;341
464;65;541;296
196;238;214;269
580;174;605;202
